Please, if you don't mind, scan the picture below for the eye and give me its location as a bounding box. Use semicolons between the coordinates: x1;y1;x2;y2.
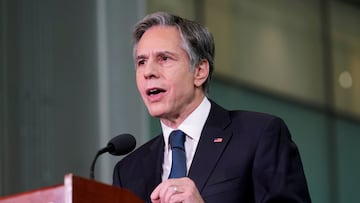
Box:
137;59;146;66
161;56;169;61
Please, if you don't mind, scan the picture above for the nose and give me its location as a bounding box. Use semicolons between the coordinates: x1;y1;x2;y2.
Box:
143;60;160;79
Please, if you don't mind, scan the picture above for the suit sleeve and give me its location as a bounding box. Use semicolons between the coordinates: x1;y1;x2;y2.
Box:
113;161;122;187
252;117;312;203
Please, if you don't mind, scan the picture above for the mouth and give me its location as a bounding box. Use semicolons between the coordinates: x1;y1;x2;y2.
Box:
146;88;166;96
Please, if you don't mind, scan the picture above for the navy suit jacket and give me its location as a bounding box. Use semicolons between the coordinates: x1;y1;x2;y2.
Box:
113;101;311;203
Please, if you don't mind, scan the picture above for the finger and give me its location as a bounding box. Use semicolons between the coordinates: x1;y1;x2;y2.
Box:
151;181;176;202
164;185;181;203
151;179;186;202
150;183;162;201
173;185;181;194
169;193;185;203
151;199;160;203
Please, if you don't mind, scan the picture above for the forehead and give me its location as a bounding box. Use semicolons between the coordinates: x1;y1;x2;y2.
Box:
136;26;183;55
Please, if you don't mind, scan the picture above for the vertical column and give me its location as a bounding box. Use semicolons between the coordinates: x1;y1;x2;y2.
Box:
95;0;148;183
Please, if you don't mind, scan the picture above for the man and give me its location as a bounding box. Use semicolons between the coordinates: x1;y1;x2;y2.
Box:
113;11;311;203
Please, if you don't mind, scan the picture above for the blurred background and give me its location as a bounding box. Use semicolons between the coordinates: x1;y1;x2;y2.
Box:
1;0;359;202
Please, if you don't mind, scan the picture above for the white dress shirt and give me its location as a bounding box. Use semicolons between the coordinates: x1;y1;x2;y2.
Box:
161;97;211;181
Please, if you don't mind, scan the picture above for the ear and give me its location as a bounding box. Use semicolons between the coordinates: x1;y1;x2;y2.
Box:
193;59;210;88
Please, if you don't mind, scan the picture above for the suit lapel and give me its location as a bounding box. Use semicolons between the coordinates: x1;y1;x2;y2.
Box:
140;135;164;197
188;101;232;192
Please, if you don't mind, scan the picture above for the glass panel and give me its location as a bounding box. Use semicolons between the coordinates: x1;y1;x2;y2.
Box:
147;0;197;20
205;0;325;106
336;119;360;203
331;1;360;118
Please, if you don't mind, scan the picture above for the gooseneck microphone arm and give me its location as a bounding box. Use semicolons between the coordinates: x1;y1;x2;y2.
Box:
89;133;136;180
90;146;111;179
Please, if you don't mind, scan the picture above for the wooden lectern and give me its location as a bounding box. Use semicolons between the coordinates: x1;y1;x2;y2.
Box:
0;174;143;203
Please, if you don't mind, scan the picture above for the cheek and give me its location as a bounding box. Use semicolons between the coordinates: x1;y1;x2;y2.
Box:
135;75;144;95
135;71;142;85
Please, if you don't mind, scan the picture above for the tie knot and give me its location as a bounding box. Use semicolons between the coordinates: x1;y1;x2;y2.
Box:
169;130;185;150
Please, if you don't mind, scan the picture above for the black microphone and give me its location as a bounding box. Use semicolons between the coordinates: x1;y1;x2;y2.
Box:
90;133;136;179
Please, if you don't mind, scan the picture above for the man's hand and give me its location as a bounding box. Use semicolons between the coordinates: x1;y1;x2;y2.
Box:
150;177;205;203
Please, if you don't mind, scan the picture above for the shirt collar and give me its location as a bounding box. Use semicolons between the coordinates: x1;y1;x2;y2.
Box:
161;97;211;150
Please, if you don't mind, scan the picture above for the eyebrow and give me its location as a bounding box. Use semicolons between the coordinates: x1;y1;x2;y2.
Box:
136;54;148;61
136;51;177;61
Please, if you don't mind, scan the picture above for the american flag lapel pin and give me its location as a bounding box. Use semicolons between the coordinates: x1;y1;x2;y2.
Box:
213;137;223;143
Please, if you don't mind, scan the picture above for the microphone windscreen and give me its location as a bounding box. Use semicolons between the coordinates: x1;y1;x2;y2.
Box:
108;133;136;156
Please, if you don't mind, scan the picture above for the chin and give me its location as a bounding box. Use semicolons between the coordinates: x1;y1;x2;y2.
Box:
145;103;167;117
147;108;164;118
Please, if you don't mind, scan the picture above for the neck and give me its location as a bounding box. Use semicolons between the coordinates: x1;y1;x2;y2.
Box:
160;94;205;128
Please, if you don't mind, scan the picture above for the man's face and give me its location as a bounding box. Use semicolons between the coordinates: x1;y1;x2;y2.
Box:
135;26;206;126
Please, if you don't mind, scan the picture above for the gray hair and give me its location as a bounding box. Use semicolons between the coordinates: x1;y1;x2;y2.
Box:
133;12;215;93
